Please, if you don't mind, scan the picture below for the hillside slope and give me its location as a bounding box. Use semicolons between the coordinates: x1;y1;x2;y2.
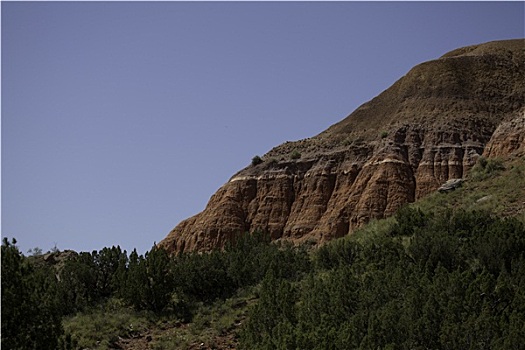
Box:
160;39;525;253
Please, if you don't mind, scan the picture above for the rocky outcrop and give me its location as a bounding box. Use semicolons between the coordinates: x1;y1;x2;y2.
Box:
483;112;525;158
160;39;525;253
438;179;464;193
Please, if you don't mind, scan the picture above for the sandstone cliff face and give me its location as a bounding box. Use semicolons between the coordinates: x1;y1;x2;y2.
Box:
160;39;525;253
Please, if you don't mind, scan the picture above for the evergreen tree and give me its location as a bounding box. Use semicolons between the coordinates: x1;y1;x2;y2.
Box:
143;245;174;312
123;245;175;312
1;238;63;349
56;251;98;314
241;271;297;349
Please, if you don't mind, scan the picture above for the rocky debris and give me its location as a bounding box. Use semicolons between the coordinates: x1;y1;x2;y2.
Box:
476;195;493;203
438;178;464;193
42;250;78;264
160;39;525;253
29;249;78;272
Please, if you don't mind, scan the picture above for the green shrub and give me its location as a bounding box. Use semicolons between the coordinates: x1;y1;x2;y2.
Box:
225;232;311;287
470;156;505;181
391;206;429;237
240;271;297;349
251;155;263;166
291;150;301;160
485;158;505;173
62;300;150;350
174;251;235;303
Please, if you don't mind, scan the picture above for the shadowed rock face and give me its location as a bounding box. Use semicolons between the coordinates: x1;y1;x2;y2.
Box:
160;39;525;253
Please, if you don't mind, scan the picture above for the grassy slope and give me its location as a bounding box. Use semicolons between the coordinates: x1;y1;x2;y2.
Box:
414;157;525;222
62;290;256;350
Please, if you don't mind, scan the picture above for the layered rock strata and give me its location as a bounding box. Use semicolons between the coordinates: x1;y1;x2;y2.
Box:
160;39;525;253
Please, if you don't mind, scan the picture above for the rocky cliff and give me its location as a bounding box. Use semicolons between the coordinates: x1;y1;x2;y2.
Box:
160;39;525;253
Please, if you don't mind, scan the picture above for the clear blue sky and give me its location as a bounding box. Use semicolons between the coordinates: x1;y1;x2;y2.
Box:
2;1;524;254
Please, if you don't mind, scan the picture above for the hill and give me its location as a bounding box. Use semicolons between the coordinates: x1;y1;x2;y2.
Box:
160;39;525;253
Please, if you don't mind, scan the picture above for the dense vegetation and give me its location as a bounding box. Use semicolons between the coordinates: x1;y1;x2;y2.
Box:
1;233;310;349
241;209;525;349
3;207;525;348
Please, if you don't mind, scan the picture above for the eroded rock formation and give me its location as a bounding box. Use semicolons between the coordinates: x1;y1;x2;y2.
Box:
160;39;525;253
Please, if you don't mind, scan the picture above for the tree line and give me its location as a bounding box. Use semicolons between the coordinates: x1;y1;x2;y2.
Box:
1;232;310;349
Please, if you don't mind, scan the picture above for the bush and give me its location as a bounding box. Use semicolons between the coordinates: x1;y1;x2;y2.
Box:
240;272;297;349
291;150;301;160
62;299;150;350
470;156;505;180
174;251;235;303
391;206;429;237
225;232;311;287
251;155;263;166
